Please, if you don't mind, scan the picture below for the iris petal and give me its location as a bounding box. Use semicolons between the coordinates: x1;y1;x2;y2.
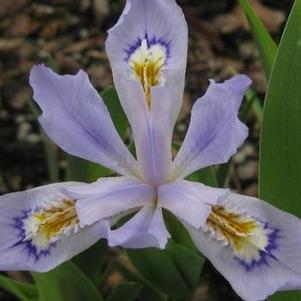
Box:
171;75;251;180
106;0;187;118
158;180;228;228
186;193;301;301
66;177;155;226
108;206;170;249
30;65;139;178
106;0;188;183
0;183;107;272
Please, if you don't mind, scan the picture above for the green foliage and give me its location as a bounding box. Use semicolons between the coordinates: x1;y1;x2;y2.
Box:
239;0;277;78
259;0;301;300
127;240;204;301
106;282;141;301
113;259;165;301
187;166;218;187
32;261;104;301
101;86;129;139
240;87;263;123
73;239;109;282
0;275;38;301
260;0;301;217
66;155;110;182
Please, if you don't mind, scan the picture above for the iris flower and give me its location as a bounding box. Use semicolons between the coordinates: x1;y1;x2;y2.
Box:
1;0;301;300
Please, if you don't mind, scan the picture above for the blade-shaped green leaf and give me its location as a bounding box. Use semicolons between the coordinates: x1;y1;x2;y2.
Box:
66;155;110;182
101;86;129;139
113;260;165;301
73;239;109;282
73;239;108;283
187;166;218;187
240;87;263;123
32;261;104;301
0;275;38;301
259;0;301;300
163;210;197;251
167;241;205;289
106;282;141;301
127;247;191;300
127;238;204;300
239;0;277;78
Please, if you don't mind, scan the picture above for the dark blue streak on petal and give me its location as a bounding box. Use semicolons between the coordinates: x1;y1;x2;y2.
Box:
234;223;280;272
10;210;55;262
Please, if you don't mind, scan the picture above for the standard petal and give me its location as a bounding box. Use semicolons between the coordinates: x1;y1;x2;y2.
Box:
158;180;228;228
106;0;187;123
106;0;188;183
108;206;170;249
186;193;301;301
117;81;173;183
0;183;107;272
171;75;251;180
30;64;139;178
66;177;155;226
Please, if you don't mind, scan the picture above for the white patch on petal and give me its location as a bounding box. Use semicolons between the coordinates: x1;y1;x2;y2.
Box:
204;204;274;265
18;197;80;255
128;39;167;109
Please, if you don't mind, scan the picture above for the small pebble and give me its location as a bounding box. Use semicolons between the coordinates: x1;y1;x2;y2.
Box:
237;160;258;181
26;133;41;144
0;110;9;121
176;123;187;133
243;183;258;197
17;122;31;141
15;115;26;124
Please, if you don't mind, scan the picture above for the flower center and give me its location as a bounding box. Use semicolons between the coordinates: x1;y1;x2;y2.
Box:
19;199;79;254
128;39;166;109
205;205;278;268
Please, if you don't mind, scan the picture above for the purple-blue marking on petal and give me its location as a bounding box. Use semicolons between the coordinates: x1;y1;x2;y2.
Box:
234;223;280;272
11;210;55;262
124;32;171;62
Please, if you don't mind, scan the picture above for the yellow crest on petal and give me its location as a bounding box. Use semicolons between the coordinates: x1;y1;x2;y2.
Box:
129;39;166;109
205;205;271;263
23;199;79;250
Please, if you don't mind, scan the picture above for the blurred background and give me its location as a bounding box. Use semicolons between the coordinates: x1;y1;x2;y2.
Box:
0;0;295;300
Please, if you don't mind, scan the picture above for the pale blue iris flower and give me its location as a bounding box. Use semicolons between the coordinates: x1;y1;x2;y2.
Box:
1;1;301;300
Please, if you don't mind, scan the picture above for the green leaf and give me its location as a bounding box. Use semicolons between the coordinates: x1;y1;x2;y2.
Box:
240;87;263;124
259;0;301;300
127;239;204;300
106;282;141;301
163;210;197;251
187;166;218;187
66;155;110;182
0;275;38;301
239;0;277;78
32;261;104;301
101;86;129;139
73;239;109;282
167;241;205;289
271;291;301;301
127;247;191;300
113;260;165;301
